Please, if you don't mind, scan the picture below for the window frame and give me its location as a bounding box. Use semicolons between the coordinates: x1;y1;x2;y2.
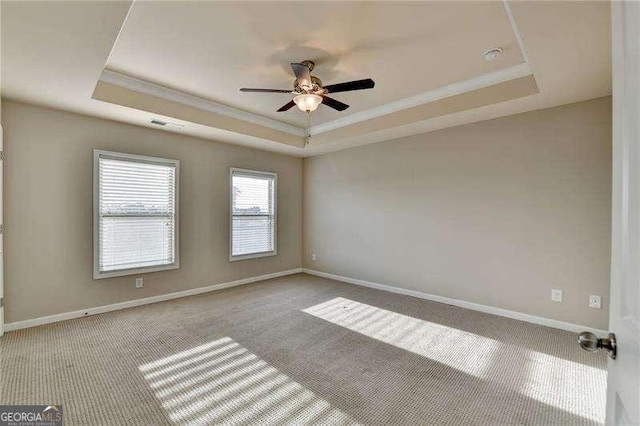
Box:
93;149;180;279
229;167;278;262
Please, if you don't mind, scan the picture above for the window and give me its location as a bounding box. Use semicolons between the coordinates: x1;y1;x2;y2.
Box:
230;168;277;260
94;150;179;279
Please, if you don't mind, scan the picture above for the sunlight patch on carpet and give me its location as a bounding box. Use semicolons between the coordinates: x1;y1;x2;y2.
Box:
303;297;606;424
139;337;358;426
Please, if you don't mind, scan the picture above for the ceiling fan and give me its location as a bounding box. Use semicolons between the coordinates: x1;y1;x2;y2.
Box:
240;60;375;113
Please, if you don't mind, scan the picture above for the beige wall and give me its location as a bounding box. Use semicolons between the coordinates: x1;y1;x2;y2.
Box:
2;97;612;329
2;100;302;323
304;97;611;329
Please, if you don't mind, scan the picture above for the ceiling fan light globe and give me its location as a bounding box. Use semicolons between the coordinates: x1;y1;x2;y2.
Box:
293;94;322;112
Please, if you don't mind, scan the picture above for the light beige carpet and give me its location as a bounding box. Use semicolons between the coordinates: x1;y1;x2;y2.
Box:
0;273;607;425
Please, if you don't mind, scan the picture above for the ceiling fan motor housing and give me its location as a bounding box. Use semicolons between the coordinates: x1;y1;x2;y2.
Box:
291;60;324;94
295;75;324;94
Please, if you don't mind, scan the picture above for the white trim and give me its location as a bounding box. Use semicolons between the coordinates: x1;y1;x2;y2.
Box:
4;268;302;332
229;167;278;262
229;251;277;262
101;2;135;72
309;63;534;135
99;69;306;137
503;0;530;64
93;149;180;279
302;269;608;336
100;63;535;142
101;64;534;140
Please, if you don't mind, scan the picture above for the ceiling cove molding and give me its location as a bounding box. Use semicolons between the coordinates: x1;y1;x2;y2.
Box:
98;69;306;137
309;62;534;136
102;1;135;67
502;0;530;64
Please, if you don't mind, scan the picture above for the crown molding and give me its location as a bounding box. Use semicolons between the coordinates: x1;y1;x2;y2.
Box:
503;0;530;64
309;62;533;136
98;69;306;137
99;63;534;147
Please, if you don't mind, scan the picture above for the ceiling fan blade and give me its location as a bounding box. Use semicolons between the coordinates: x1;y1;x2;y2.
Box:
240;88;292;93
291;63;312;88
324;78;375;94
322;96;349;111
277;100;296;112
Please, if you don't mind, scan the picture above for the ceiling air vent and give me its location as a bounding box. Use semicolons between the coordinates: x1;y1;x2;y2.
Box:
483;47;504;62
150;119;184;129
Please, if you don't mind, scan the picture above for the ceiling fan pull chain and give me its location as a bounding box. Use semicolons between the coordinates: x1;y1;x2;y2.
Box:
306;113;312;146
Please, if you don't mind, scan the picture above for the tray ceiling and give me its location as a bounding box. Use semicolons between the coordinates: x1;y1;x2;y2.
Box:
1;1;611;157
105;1;524;128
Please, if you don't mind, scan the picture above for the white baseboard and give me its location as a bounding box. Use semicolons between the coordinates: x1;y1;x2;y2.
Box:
302;268;607;335
4;268;302;332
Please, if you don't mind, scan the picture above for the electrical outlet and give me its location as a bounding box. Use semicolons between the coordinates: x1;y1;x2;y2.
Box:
551;289;563;302
589;295;601;309
135;277;143;289
311;253;317;262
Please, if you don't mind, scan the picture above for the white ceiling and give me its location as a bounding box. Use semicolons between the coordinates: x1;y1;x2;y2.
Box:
1;1;611;157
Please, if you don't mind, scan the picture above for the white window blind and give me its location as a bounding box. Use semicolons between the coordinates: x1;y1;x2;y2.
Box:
94;150;179;278
230;168;277;260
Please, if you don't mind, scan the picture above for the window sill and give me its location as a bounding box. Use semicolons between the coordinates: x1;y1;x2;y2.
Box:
93;262;179;280
229;251;277;262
